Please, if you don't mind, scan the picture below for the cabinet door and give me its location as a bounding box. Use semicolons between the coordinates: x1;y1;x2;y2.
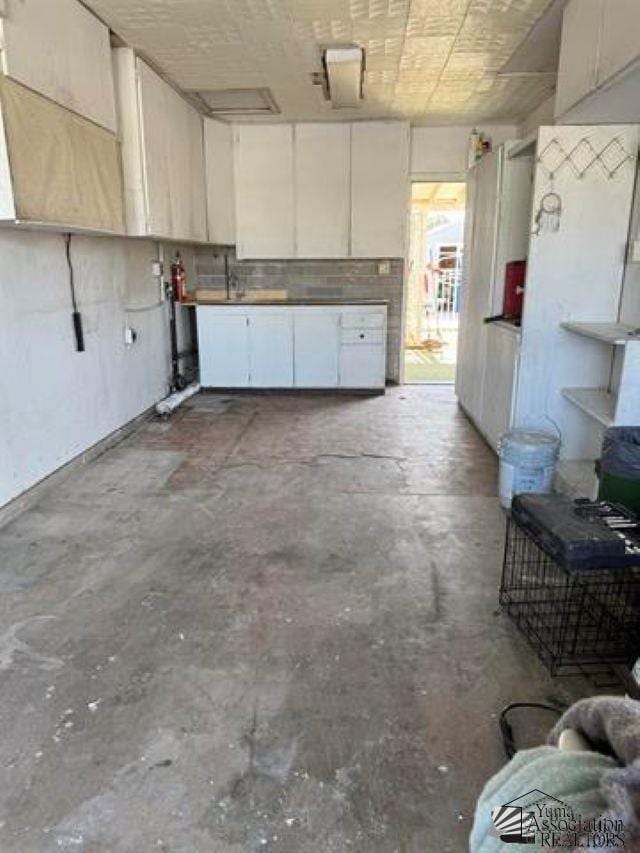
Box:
0;0;116;132
234;125;295;258
454;150;502;422
205;118;236;245
186;106;207;241
350;122;410;258
137;60;172;237
555;0;602;118
479;327;520;452
248;313;294;387
340;345;386;389
165;82;207;241
598;0;640;86
197;309;249;387
295;125;350;258
294;313;340;387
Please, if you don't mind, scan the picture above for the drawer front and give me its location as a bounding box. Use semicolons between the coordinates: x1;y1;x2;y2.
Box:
341;327;385;345
341;312;385;329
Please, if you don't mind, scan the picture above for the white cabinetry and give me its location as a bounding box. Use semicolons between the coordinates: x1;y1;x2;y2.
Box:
0;76;124;232
204;118;236;245
234;125;295;259
248;312;294;387
197;313;250;388
293;312;340;387
350;122;410;258
555;0;640;122
294;124;350;258
478;325;521;452
459;126;639;462
113;49;207;242
340;310;387;388
197;305;387;389
0;0;116;131
456;149;503;427
232;121;409;259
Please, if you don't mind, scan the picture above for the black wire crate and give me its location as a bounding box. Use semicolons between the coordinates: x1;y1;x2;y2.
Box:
499;497;640;677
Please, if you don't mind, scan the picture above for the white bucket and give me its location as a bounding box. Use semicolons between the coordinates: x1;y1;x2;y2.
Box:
498;429;560;510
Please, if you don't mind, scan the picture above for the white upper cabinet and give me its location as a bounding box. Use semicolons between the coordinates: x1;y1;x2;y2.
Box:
555;0;603;119
113;49;207;242
350;122;410;258
234;125;295;259
294;124;350;258
598;0;640;85
555;0;640;121
0;0;116;132
232;120;409;259
204;119;236;245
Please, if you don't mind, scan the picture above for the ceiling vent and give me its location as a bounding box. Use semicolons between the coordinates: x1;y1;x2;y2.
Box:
323;46;365;109
195;88;280;116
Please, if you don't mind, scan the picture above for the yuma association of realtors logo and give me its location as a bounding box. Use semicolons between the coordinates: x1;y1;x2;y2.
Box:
490;789;625;848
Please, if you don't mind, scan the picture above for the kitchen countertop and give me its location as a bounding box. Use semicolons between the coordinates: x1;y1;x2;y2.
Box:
191;298;389;306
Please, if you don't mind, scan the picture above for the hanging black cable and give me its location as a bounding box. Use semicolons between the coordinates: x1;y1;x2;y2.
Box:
65;233;84;352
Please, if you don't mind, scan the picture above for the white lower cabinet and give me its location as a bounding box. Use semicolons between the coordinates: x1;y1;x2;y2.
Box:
294;312;340;387
197;305;387;390
248;313;294;388
197;312;249;387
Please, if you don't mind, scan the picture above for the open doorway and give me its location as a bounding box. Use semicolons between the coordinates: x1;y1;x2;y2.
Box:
404;182;466;384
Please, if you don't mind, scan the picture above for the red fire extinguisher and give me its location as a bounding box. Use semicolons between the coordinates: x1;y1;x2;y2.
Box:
171;251;187;303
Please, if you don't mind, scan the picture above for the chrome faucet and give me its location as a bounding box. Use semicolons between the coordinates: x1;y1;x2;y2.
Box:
230;272;245;300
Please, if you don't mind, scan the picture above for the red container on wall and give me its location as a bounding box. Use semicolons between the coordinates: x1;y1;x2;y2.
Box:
503;260;526;318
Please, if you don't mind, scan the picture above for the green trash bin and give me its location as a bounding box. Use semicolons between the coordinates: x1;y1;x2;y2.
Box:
598;427;640;516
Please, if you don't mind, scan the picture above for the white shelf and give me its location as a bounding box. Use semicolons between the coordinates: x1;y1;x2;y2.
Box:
561;321;640;345
561;387;615;427
507;132;537;160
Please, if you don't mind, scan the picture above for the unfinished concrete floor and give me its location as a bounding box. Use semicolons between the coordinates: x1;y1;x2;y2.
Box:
0;386;588;852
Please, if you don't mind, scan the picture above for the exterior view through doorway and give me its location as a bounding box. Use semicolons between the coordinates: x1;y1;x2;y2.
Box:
404;182;466;384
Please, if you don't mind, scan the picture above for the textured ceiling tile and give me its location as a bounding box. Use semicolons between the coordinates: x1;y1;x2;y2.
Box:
410;0;468;13
406;16;462;37
85;0;557;124
311;19;354;41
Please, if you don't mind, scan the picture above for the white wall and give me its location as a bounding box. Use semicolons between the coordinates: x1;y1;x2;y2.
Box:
410;124;518;177
0;230;192;508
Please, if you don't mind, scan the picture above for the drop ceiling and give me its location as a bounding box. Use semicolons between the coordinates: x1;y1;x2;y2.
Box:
85;0;558;125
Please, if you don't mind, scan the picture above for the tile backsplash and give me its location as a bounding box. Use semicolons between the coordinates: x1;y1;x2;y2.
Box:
194;248;404;382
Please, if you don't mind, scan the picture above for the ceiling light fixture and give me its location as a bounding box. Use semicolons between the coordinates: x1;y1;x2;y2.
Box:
323;46;365;109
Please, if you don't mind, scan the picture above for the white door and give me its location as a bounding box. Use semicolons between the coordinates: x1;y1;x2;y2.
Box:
350;122;410;257
340;345;386;389
197;309;249;387
234;125;295;258
295;124;350;258
294;312;340;387
248;313;294;387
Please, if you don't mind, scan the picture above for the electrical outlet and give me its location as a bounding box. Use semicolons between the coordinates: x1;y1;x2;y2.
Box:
152;260;163;277
124;326;137;347
629;240;640;263
378;260;391;276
